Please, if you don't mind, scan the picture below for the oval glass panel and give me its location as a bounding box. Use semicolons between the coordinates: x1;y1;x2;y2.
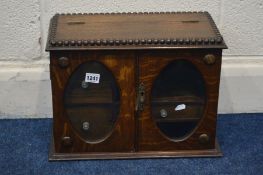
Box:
64;61;120;143
151;60;206;140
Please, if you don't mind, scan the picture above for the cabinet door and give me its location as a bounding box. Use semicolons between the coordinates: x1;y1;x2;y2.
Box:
138;50;221;151
50;51;136;153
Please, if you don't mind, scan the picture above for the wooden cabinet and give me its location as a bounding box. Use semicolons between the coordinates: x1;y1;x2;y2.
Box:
46;12;227;160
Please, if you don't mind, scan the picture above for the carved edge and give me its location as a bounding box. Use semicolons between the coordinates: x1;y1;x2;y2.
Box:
205;12;227;48
46;14;59;51
46;11;227;50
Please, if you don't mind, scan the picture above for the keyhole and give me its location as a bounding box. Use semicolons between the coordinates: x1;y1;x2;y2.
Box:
140;92;144;102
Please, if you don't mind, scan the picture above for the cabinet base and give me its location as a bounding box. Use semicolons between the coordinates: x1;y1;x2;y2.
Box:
49;138;222;161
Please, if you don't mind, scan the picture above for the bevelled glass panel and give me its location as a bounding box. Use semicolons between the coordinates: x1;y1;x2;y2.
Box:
64;61;120;143
151;60;206;140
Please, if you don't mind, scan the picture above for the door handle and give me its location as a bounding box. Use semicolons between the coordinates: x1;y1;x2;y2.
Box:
136;83;145;111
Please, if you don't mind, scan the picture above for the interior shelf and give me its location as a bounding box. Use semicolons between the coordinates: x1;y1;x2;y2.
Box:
64;101;120;107
154;116;200;123
151;95;204;123
64;97;114;105
64;84;116;105
152;95;205;104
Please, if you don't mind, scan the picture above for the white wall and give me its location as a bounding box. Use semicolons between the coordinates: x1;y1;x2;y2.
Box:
0;0;263;118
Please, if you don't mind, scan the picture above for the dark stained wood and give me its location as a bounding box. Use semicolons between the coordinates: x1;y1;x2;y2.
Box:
56;13;215;41
151;95;205;122
47;12;227;160
64;88;114;105
46;12;227;50
49;137;222;160
152;95;204;104
152;103;203;122
50;50;136;153
138;49;222;151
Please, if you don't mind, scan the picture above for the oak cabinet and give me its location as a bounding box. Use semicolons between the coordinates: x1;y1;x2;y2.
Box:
46;12;227;160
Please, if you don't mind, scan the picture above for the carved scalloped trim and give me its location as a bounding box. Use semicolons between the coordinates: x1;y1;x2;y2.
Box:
47;11;226;49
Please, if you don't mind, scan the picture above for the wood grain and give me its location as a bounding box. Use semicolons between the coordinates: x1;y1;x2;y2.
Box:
46;12;227;50
50;50;136;153
138;49;222;151
48;13;225;160
56;13;216;41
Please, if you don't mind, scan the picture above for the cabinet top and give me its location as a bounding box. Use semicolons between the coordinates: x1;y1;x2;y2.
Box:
46;12;227;51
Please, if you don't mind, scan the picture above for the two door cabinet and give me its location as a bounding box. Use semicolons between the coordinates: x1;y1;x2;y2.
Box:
46;12;227;160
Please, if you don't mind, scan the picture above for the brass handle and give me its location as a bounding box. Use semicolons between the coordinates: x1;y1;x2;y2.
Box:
61;136;73;147
203;54;216;65
160;109;168;118
136;83;145;111
58;57;69;68
81;80;89;89
199;134;210;144
82;122;90;131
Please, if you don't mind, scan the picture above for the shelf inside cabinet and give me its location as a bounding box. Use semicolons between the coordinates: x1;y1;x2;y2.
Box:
64;102;120;108
64;83;118;105
151;95;204;123
152;95;205;104
154;117;200;123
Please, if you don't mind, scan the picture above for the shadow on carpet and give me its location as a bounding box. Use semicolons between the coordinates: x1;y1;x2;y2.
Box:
0;114;262;175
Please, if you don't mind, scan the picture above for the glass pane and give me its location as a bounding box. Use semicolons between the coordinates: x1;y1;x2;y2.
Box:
64;61;120;143
151;60;206;140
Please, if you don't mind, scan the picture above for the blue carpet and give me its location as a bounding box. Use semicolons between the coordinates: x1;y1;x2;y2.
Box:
0;114;262;175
